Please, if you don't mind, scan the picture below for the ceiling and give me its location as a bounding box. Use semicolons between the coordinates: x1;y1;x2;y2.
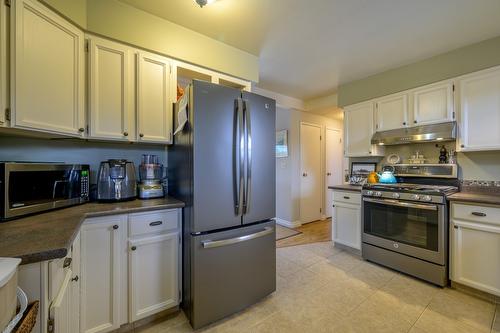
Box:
119;0;500;101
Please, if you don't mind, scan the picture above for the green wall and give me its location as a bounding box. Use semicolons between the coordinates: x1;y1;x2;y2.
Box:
338;36;500;107
42;0;259;82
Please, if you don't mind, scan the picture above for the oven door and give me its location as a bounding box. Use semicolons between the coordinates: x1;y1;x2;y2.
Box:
362;197;446;265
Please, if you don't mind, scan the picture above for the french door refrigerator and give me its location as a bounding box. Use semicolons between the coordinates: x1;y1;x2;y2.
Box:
168;80;276;329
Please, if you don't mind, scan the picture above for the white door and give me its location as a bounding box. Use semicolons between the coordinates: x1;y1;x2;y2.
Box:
129;233;179;322
451;220;500;296
81;215;126;333
375;93;408;131
11;0;85;136
0;0;6;126
137;51;173;144
300;123;322;223
325;128;343;218
457;67;500;151
333;203;361;250
344;101;380;157
412;81;454;126
88;36;134;141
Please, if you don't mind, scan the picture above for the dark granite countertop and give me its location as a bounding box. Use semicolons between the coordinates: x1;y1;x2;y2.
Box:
447;192;500;206
328;184;363;192
0;197;185;265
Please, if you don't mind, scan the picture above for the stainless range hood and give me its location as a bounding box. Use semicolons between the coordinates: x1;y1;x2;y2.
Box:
371;122;456;146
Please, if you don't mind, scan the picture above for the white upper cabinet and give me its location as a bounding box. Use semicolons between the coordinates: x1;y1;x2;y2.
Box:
344;101;383;157
11;0;85;136
0;0;7;126
137;51;173;144
374;93;409;131
88;36;134;141
412;81;454;126
457;67;500;151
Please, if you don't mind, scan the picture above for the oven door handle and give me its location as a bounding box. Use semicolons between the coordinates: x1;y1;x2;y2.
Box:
363;197;438;211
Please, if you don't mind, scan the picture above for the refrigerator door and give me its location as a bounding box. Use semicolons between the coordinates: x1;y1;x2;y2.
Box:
189;220;276;329
241;92;276;224
192;81;244;233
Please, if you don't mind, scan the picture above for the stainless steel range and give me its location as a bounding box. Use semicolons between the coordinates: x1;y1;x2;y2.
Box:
361;164;459;286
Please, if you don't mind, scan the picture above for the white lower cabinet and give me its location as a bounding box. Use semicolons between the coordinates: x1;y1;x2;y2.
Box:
332;190;362;250
80;215;126;333
450;203;500;296
129;232;179;322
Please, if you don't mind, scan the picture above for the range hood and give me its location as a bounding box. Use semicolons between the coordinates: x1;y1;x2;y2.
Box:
371;122;456;146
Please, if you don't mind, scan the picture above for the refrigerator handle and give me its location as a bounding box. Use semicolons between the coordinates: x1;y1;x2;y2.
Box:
201;227;273;249
233;98;245;216
243;99;252;214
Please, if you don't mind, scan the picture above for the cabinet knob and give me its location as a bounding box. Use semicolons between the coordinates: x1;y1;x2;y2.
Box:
71;275;79;282
302;173;307;177
327;172;331;176
123;132;128;137
78;127;85;133
369;151;372;154
131;246;137;251
403;122;406;125
139;133;144;138
414;120;417;124
460;144;465;148
113;225;119;230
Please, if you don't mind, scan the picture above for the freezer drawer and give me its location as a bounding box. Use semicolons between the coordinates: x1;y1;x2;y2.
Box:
190;220;276;329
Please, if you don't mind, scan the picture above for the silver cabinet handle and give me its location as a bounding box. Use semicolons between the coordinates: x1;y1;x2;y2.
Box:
202;227;273;249
471;212;486;217
363;197;438;211
243;99;251;214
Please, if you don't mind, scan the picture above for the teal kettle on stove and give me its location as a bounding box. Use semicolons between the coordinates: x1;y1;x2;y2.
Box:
377;165;397;184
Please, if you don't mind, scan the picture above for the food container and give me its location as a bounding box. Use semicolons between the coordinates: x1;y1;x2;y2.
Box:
0;258;22;331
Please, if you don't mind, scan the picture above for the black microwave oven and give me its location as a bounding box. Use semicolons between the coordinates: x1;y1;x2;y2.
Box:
0;162;90;220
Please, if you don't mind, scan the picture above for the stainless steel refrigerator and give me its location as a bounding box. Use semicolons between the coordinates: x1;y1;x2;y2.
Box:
168;80;276;329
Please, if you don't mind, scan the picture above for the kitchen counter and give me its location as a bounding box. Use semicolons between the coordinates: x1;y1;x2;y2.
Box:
328;184;363;192
447;192;500;206
0;197;185;265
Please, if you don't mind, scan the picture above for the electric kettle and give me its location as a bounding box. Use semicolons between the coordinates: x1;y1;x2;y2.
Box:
377;166;397;184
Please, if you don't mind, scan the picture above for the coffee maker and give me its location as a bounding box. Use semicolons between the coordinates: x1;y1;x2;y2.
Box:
138;155;166;199
97;159;137;201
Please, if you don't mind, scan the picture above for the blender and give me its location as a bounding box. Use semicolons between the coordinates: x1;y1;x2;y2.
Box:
138;154;166;199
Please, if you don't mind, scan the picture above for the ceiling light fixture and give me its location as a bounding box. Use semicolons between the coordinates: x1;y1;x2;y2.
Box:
194;0;216;8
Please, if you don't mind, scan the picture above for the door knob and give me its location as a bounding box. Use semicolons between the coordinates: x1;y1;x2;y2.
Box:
302;173;307;177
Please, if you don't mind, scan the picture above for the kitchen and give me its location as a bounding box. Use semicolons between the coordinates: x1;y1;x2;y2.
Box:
0;1;500;333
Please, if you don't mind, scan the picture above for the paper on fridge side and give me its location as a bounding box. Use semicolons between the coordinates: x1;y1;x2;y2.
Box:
174;92;188;135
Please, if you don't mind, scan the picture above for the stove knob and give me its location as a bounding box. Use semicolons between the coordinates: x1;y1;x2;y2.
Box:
374;191;383;197
392;193;400;199
410;194;421;200
366;190;374;196
422;195;432;202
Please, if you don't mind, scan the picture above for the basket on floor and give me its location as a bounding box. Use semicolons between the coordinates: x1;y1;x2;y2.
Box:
14;301;39;333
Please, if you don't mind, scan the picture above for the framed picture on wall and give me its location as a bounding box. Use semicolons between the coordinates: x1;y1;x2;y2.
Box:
350;162;377;176
276;130;288;158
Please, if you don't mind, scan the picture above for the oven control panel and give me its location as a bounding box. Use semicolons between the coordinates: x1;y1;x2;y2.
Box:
362;190;444;204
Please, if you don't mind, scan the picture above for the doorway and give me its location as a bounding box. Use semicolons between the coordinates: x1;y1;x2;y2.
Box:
300;122;322;223
325;128;343;217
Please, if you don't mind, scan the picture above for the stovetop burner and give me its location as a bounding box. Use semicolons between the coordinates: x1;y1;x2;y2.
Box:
363;183;458;195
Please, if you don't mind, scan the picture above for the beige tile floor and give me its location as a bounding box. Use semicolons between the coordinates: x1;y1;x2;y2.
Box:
136;241;500;333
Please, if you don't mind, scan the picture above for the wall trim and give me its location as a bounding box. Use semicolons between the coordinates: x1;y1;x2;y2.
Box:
275;218;302;228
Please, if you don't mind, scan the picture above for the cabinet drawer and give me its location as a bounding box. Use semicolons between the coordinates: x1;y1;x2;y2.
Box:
333;191;361;205
452;203;500;226
129;209;179;237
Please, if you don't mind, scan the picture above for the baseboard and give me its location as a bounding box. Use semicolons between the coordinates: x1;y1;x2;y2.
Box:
275;218;302;228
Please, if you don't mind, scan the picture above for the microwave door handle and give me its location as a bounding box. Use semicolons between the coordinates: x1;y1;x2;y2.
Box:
52;180;69;199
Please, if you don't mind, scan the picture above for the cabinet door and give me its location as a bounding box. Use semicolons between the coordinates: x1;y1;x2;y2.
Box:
137;51;173;144
129;232;179;322
0;0;6;126
11;0;85;136
89;36;134;141
49;267;73;333
332;202;361;250
375;93;408;131
70;233;81;333
344;101;379;157
457;68;500;151
451;220;500;296
81;215;126;333
412;81;453;126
